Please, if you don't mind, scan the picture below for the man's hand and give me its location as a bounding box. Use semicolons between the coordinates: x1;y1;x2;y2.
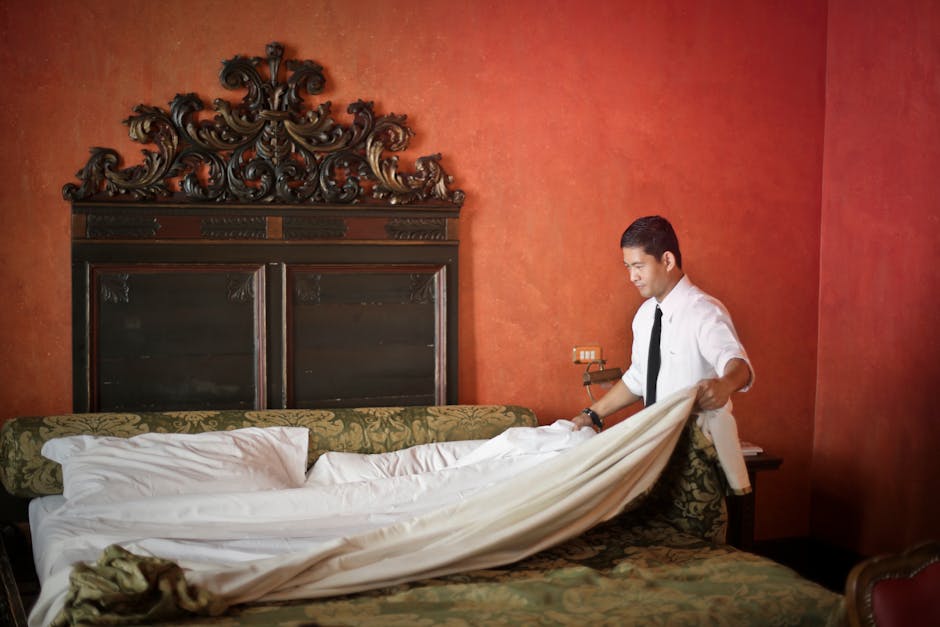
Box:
570;412;596;430
695;378;733;411
567;380;641;431
695;358;751;411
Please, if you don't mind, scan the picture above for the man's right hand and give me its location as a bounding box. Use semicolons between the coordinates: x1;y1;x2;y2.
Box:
571;412;596;430
568;380;642;431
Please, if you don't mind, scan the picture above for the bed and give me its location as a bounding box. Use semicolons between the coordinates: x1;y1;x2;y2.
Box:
0;41;845;626
2;395;843;626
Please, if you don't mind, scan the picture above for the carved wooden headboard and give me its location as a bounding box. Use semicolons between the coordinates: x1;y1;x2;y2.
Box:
64;42;464;413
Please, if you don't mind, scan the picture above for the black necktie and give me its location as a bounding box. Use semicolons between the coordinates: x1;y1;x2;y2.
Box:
646;305;662;406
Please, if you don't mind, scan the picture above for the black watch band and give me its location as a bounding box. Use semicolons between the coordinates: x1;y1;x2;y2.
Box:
582;407;603;430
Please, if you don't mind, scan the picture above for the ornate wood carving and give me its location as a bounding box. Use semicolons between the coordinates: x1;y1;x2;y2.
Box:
294;274;322;304
87;214;161;239
63;42;464;208
226;274;255;303
201;216;267;239
99;273;130;304
97;271;257;305
410;273;436;304
386;217;446;241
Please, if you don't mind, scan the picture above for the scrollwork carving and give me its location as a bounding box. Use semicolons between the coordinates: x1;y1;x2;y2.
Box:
294;274;322;304
99;273;130;304
410;273;436;304
63;42;464;207
201;216;267;239
226;274;255;303
87;214;161;239
386;217;446;241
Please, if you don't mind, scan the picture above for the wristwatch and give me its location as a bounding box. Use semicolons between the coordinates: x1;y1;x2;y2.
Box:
581;407;603;430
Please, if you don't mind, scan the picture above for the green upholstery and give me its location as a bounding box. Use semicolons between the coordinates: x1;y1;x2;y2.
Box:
0;405;537;498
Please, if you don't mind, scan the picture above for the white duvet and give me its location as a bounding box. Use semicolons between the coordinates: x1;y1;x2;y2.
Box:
28;388;729;627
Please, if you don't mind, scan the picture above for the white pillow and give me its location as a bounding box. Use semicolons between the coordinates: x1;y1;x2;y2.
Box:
305;440;485;486
41;427;309;504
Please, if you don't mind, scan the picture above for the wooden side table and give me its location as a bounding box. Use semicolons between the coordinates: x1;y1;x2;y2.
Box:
726;452;783;551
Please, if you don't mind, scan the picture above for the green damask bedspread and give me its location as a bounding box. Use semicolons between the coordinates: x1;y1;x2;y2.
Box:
163;523;841;627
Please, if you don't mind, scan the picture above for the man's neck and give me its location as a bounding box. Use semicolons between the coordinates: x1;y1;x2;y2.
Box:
655;271;684;303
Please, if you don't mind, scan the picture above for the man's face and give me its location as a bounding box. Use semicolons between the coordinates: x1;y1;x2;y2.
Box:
622;246;671;301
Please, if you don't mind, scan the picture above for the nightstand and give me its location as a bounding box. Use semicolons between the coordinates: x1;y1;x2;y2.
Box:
726;452;783;551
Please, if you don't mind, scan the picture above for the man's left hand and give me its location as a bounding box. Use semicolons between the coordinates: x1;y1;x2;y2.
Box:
696;358;751;411
695;378;732;411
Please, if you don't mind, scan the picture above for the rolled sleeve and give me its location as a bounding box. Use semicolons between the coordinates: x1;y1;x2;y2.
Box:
622;363;644;397
698;308;754;392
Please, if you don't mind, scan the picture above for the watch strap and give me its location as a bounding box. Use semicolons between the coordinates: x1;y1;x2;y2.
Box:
582;407;603;430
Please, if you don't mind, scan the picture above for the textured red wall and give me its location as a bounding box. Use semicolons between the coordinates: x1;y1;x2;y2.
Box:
815;0;940;555
0;0;826;540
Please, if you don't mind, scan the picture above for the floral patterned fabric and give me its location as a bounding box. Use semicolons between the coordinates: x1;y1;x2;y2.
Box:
0;405;537;498
148;523;841;627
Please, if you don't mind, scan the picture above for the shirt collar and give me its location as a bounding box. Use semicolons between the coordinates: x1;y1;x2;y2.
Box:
656;274;692;321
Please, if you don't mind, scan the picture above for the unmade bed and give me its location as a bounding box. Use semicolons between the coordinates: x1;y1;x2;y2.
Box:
2;393;843;626
0;41;844;626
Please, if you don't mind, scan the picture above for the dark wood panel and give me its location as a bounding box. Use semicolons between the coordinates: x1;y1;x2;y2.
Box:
292;346;436;401
97;308;256;355
88;265;265;411
294;271;437;304
292;305;436;347
97;354;258;411
287;266;446;407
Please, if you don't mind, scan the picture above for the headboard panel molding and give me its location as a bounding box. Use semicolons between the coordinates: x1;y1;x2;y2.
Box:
64;43;463;413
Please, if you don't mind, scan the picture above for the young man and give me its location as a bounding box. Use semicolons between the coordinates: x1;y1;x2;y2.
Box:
572;216;753;431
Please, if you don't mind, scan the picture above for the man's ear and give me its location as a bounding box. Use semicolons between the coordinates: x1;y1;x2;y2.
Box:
661;251;678;271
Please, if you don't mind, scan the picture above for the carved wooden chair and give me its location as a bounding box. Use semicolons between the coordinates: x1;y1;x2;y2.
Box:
845;540;940;627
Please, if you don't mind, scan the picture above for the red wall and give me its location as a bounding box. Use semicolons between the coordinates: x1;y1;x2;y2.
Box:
0;1;827;541
814;0;940;555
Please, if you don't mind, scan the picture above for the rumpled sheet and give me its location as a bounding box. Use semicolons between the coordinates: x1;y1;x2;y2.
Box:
29;387;723;627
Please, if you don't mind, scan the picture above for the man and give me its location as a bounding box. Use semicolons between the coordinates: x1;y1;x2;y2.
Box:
572;216;752;431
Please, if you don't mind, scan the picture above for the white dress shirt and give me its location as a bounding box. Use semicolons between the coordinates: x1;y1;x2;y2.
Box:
622;275;753;410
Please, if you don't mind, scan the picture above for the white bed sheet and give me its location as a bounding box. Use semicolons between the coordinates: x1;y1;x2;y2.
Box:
29;420;595;625
305;439;486;485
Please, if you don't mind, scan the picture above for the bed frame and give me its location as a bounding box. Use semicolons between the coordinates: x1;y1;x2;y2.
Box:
65;41;464;413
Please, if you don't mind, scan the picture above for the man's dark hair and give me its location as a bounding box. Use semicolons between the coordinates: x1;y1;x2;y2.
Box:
619;215;682;269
